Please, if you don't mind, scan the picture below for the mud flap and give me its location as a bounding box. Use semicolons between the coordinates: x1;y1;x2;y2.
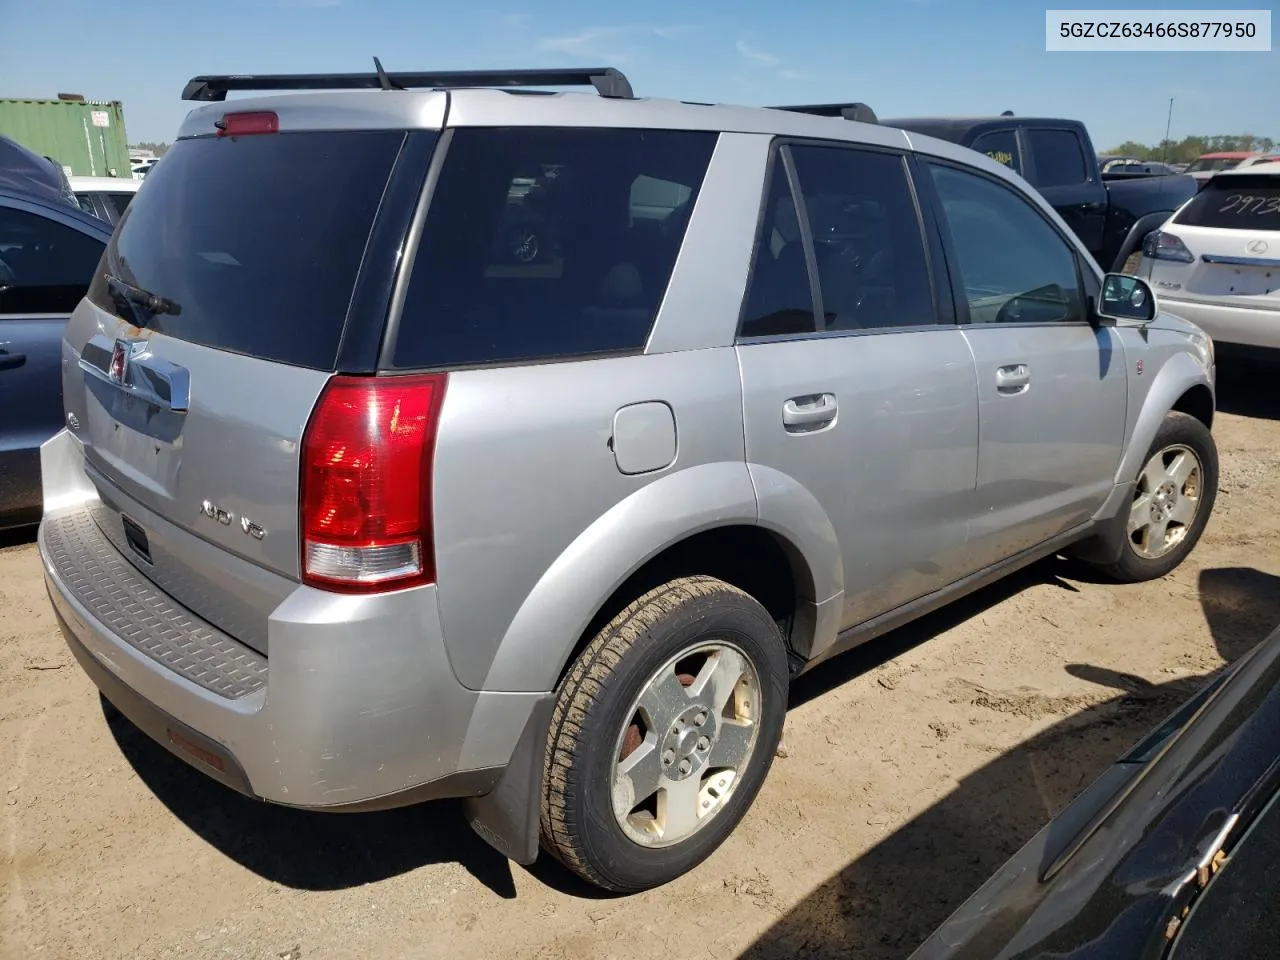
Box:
1070;482;1135;566
463;693;555;864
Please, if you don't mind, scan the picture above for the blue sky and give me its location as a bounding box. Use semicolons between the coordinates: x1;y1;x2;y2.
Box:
2;0;1275;148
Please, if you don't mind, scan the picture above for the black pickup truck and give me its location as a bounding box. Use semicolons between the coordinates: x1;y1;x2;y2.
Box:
882;116;1198;273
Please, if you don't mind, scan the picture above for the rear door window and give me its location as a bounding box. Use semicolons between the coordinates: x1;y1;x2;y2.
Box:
1174;175;1280;230
391;128;717;369
1027;129;1090;187
789;145;937;332
104;192;135;220
89;129;408;370
0;206;105;315
738;161;818;338
970;130;1022;174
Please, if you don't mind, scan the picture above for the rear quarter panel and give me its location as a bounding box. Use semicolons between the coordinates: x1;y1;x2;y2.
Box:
431;350;751;692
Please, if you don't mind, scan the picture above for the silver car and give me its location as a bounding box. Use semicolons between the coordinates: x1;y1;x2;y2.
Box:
38;67;1218;893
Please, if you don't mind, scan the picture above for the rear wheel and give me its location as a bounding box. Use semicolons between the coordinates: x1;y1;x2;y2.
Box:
539;576;787;892
1098;411;1217;582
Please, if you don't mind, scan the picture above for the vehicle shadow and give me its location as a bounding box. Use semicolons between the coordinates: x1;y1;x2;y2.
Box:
738;564;1280;960
1214;360;1280;420
104;554;1276;907
105;553;1083;902
0;523;38;550
103;703;520;898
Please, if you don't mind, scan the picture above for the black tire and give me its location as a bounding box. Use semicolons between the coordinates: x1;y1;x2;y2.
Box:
539;575;788;892
1099;411;1218;583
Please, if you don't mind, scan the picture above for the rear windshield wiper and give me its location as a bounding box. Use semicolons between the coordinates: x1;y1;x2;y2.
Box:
106;274;182;319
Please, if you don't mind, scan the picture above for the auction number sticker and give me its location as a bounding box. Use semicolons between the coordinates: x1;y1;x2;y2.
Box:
1046;9;1271;51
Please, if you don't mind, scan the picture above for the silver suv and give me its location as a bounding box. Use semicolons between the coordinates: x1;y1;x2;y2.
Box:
38;66;1218;893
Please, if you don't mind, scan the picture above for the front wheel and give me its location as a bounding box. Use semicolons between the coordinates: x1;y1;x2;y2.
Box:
1099;411;1218;583
539;576;788;892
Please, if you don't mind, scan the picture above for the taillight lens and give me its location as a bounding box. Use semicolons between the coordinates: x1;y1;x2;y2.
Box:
1142;230;1195;263
300;374;447;592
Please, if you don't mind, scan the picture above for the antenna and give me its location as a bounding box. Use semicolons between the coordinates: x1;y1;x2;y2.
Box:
373;57;401;91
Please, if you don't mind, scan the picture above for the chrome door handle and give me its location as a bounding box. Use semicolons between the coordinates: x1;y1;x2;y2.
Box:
782;393;837;431
996;364;1030;395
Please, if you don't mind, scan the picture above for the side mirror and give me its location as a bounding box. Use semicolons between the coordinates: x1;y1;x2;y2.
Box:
1097;273;1157;326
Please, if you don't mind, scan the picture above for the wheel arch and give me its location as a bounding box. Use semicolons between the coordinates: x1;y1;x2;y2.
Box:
1109;210;1175;272
1116;351;1215;489
479;461;840;693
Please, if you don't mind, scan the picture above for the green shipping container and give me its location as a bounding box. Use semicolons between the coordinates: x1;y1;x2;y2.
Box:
0;98;132;179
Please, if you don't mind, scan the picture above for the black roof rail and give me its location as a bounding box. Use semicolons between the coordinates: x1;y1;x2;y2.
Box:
770;102;879;124
181;64;635;102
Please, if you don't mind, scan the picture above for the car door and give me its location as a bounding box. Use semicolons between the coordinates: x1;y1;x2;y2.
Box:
1022;127;1108;265
738;142;980;638
0;197;107;524
920;159;1127;567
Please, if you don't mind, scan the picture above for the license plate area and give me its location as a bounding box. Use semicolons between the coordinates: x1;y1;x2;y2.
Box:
1198;263;1280;297
121;514;152;564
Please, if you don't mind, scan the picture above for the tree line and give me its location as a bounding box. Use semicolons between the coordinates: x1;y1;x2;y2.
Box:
1105;134;1275;163
129;141;170;157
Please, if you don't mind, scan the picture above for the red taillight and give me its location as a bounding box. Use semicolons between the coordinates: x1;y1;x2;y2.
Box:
216;111;279;137
300;374;447;593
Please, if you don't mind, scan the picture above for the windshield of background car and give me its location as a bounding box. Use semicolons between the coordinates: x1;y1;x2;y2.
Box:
88;129;410;370
1173;175;1280;230
1186;157;1248;173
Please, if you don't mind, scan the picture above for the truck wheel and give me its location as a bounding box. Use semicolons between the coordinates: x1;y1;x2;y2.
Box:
539;576;788;892
1100;412;1218;583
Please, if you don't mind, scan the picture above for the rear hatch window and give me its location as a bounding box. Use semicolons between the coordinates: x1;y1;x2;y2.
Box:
390;127;718;369
1174;175;1280;230
88;129;408;370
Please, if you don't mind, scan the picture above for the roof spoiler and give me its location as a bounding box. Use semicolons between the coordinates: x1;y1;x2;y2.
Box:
181;62;635;102
770;102;879;124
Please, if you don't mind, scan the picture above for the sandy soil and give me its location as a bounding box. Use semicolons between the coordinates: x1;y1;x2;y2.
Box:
2;369;1279;960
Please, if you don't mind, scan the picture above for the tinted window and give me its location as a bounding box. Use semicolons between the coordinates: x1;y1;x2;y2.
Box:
739;161;818;338
1027;129;1089;187
970;130;1022;174
0;206;104;315
75;194;100;218
393;128;716;368
791;145;935;331
631;175;692;222
1186;156;1246;173
88;130;407;370
104;192;135;220
929;163;1085;325
1174;175;1280;230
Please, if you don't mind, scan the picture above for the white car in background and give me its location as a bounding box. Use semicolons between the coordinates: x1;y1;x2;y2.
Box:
69;176;140;226
1138;166;1280;361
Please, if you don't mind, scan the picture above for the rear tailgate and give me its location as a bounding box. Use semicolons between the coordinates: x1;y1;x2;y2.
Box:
1168;174;1280;309
61;124;417;652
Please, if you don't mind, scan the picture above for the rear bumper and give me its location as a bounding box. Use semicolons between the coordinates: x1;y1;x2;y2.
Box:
1159;296;1280;351
39;472;545;810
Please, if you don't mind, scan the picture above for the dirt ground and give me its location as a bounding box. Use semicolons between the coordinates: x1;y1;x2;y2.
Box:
3;369;1279;960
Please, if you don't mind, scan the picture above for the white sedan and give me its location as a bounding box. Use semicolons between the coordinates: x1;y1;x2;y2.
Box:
70;176;140;226
1137;167;1280;358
